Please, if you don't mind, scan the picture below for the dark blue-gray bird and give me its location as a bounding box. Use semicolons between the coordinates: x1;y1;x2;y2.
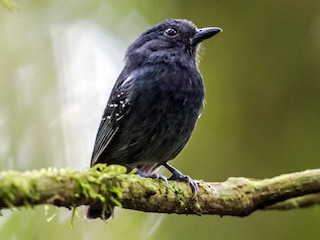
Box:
87;19;222;219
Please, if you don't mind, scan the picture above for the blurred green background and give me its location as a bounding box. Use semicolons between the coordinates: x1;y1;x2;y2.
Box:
1;0;320;239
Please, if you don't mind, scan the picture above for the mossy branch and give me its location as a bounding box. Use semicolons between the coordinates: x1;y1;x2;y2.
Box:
0;165;319;217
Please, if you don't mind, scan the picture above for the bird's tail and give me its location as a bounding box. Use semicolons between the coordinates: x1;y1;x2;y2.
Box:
86;205;112;220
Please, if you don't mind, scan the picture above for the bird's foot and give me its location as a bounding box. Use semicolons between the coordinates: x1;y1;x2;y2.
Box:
169;172;198;196
163;162;198;196
136;169;168;183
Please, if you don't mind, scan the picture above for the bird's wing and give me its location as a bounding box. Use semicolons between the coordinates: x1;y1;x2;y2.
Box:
90;71;135;166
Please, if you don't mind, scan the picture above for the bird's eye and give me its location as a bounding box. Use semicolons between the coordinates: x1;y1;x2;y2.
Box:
164;28;178;37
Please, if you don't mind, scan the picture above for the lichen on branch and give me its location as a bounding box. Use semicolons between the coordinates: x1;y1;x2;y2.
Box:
0;165;319;218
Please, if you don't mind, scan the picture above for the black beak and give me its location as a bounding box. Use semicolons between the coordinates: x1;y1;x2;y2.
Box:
192;27;222;45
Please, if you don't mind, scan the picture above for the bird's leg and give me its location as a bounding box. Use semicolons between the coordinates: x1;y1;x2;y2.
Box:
163;162;198;196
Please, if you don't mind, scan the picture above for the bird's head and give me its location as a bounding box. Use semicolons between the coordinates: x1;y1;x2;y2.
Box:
125;19;222;67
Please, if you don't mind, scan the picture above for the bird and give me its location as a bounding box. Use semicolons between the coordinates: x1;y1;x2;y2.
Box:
87;19;222;219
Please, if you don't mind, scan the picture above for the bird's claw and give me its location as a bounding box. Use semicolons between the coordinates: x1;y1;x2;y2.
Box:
148;173;168;183
137;169;168;183
169;173;198;197
163;162;198;197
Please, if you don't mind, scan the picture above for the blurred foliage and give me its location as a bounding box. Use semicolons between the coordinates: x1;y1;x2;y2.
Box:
0;0;320;239
0;0;19;12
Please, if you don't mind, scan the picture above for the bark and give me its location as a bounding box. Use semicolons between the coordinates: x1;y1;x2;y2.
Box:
0;165;319;217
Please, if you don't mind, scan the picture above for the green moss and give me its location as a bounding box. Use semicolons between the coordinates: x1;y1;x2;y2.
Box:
179;199;185;207
71;164;127;219
173;184;186;195
70;206;80;228
0;164;127;220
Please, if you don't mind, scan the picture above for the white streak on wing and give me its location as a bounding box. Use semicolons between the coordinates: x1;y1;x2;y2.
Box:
120;74;135;88
91;72;137;166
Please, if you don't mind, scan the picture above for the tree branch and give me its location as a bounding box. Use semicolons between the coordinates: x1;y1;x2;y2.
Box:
0;165;319;217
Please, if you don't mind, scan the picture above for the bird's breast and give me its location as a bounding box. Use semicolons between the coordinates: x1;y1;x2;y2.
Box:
112;63;205;164
130;64;204;137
